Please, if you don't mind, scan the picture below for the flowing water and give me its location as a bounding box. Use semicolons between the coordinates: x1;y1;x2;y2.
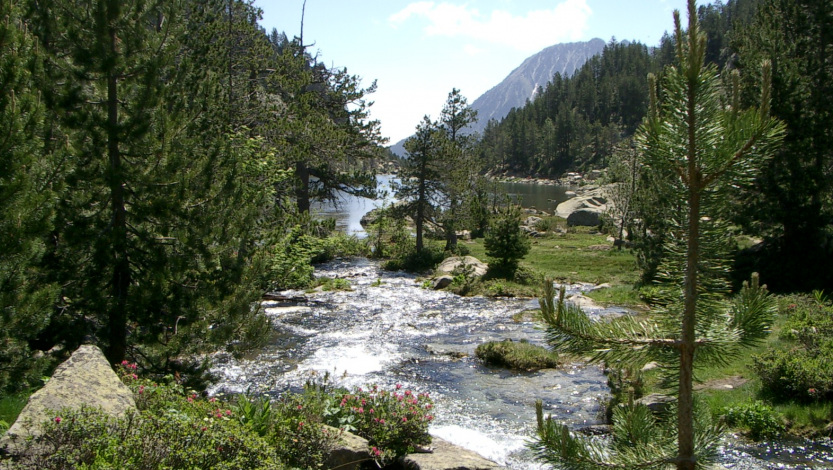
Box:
209;258;833;469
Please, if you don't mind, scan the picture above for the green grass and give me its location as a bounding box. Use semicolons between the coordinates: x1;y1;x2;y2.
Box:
641;307;833;437
475;339;559;371
585;285;645;308
0;391;31;431
463;227;640;298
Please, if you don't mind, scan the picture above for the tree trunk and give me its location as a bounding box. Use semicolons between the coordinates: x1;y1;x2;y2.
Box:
106;5;129;365
416;179;425;253
295;160;311;214
677;64;701;470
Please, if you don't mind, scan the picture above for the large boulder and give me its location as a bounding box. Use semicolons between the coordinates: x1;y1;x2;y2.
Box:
0;345;137;455
566;208;602;227
324;426;370;470
435;256;488;278
555;186;610;220
398;437;503;469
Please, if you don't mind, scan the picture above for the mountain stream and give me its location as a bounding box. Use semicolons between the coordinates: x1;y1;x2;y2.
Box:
209;258;833;469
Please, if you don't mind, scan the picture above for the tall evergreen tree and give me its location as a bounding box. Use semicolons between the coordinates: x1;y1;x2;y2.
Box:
731;0;833;292
531;2;784;469
437;88;478;252
27;0;273;370
398;116;446;253
0;0;60;390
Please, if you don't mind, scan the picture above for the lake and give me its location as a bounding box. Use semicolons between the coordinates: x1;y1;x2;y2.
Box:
311;175;571;237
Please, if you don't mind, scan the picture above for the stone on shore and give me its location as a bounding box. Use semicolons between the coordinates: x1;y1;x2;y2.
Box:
324;425;371;470
435;256;488;278
398;437;503;470
1;345;137;456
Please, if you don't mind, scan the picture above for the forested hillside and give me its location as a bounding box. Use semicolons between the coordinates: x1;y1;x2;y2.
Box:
0;0;385;390
475;0;762;177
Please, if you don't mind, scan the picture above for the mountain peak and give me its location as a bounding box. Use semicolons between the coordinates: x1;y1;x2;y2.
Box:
390;38;606;156
468;38;606;133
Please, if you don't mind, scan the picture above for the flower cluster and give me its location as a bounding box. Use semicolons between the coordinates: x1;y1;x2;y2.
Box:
326;384;434;460
116;360;139;381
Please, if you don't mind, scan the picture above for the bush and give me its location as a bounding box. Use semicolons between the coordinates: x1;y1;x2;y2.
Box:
484;205;530;277
319;384;434;462
383;242;445;272
15;404;286;470
752;294;833;402
722;401;785;441
476;339;558;371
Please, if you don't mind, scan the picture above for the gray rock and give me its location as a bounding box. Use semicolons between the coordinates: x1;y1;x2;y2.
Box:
635;393;676;414
555;186;611;219
567;208;602;227
1;345;137;456
398;437;503;469
524;216;543;227
324;426;370;470
432;275;454;290
436;256;488;278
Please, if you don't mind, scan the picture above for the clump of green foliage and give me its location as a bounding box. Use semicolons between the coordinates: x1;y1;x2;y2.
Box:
476;339;558;371
722;401;785;441
382;241;446;273
9;364;435;469
266;221;369;290
317;384;434;461
484;205;530;278
753;293;833;403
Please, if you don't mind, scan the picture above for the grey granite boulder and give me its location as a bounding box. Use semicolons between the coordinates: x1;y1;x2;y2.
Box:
324;426;371;470
398;437;503;469
566;208;603;227
1;345;137;455
436;256;488;278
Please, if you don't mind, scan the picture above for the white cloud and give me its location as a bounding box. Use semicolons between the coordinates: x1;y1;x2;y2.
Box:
388;0;593;52
462;43;484;56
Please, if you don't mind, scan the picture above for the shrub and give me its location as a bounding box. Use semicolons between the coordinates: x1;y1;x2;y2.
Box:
320;384;434;462
484;205;530;277
476;339;558;371
15;403;285;470
383;242;445;272
753;294;833;402
722;401;785;441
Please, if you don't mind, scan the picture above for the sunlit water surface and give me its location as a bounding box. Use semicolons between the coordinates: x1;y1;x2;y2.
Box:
209;259;833;469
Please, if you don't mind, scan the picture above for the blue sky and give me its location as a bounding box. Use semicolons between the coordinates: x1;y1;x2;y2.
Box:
254;0;712;143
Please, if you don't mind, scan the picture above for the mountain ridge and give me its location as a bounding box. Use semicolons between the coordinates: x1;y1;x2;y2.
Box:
389;37;606;157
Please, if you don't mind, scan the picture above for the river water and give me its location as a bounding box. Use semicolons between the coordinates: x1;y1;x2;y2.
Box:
209;258;833;469
212;176;833;468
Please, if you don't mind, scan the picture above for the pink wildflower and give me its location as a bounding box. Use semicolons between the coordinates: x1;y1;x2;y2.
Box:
395;383;402;390
371;446;381;457
54;416;62;424
402;417;408;423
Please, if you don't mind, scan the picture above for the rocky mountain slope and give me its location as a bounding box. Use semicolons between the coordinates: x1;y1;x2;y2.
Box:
390;38;606;156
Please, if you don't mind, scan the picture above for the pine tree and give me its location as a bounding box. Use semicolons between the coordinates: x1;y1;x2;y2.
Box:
437;88;478;252
27;0;274;372
731;0;833;292
397;116;446;253
0;0;60;390
531;2;784;469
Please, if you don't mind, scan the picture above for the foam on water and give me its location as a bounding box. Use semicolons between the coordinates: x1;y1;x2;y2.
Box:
210;259;833;469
